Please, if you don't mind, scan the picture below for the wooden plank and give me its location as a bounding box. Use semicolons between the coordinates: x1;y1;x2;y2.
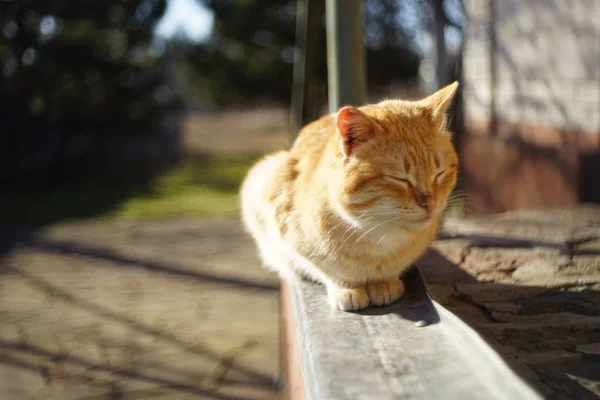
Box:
281;281;306;400
283;268;543;400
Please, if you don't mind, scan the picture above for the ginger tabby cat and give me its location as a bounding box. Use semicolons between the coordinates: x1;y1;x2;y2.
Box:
241;82;459;311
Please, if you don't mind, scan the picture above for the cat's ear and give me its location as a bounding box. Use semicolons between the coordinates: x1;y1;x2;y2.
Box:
336;106;373;157
420;81;459;133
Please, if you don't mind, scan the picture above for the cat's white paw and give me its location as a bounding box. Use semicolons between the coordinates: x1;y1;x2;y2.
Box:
366;279;405;306
329;287;369;311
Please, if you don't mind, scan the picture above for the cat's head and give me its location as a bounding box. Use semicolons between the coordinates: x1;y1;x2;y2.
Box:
333;82;459;231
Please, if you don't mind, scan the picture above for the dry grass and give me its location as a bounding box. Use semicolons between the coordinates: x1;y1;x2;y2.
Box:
2;106;292;225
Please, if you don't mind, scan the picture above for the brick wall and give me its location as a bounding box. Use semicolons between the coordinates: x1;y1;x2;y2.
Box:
460;0;600;214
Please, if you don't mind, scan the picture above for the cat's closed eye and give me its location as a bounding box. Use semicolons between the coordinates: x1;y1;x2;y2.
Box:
435;169;447;181
435;164;457;182
387;176;412;186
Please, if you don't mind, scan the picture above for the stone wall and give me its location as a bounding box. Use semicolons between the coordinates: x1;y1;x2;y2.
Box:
460;0;600;214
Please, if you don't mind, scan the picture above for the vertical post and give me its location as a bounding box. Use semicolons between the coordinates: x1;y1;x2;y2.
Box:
291;0;325;135
432;0;447;89
488;0;497;136
325;0;367;112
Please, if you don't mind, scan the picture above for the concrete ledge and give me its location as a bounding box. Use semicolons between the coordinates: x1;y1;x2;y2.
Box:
282;268;542;400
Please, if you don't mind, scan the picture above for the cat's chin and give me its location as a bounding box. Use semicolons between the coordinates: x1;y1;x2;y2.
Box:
402;216;434;230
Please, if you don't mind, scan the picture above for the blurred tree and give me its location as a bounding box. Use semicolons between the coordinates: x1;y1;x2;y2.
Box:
0;0;180;182
418;0;464;91
185;0;421;107
181;0;303;106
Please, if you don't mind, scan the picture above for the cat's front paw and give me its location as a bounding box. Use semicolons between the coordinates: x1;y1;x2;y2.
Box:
367;278;405;306
328;287;369;311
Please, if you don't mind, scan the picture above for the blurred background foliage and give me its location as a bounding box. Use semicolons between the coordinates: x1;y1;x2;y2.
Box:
0;0;462;222
182;0;422;106
1;0;180;183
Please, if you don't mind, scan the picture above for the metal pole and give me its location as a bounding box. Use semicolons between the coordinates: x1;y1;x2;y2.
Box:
325;0;367;112
291;0;324;135
488;0;497;136
432;0;447;89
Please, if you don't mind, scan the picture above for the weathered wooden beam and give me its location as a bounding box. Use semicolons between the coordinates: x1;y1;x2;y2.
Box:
281;267;543;399
281;281;306;400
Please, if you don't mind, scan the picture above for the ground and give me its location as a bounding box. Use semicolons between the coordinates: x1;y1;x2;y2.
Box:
0;218;281;400
0;107;290;399
1;107;599;399
420;206;600;399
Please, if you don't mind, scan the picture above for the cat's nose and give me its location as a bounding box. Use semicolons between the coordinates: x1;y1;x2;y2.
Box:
418;195;436;212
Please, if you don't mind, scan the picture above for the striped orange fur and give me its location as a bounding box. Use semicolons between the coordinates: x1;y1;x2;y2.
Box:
241;82;459;311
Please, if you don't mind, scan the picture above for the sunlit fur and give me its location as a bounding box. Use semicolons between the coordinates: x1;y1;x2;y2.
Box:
241;83;459;311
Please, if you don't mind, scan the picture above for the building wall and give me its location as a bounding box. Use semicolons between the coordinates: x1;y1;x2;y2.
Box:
460;0;600;214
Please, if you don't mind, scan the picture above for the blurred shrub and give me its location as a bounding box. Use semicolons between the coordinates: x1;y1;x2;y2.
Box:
182;0;421;107
0;0;182;182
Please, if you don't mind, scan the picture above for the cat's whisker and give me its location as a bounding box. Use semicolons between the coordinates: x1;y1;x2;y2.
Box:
354;216;398;244
446;199;467;206
359;214;404;244
334;213;378;250
446;194;480;208
333;218;364;247
446;196;470;203
326;210;370;235
375;216;402;245
447;194;471;202
338;212;385;244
